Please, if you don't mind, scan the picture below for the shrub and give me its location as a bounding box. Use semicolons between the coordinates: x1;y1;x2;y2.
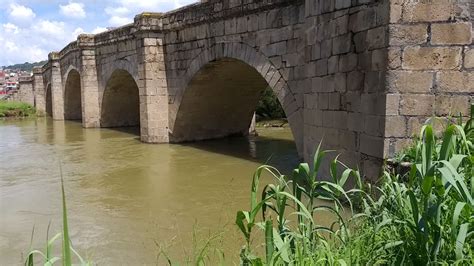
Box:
237;105;474;265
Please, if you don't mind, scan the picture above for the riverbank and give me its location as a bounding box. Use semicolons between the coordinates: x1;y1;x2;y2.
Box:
0;101;36;118
256;118;288;128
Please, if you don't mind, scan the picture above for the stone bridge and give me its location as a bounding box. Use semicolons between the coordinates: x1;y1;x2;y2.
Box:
18;0;473;177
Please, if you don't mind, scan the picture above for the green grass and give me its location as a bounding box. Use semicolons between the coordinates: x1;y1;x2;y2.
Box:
0;101;36;117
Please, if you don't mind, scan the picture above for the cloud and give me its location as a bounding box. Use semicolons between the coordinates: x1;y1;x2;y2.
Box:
8;3;36;25
91;27;107;34
3;23;19;34
108;15;132;26
60;2;86;19
34;20;66;39
0;0;199;65
72;27;85;39
103;0;197;27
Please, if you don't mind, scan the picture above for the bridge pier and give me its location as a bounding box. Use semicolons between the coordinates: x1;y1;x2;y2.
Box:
78;35;101;128
32;67;45;114
136;33;170;143
49;52;64;121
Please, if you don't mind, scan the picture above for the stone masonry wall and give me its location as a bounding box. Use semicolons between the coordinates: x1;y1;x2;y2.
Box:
385;0;473;157
17;78;35;106
163;0;306;153
303;0;391;177
18;0;473;180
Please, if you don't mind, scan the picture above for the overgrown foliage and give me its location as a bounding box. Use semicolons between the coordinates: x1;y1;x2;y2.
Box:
0;101;36;117
237;105;474;265
256;87;286;120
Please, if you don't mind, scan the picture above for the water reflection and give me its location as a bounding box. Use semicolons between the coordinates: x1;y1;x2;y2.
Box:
0;118;299;265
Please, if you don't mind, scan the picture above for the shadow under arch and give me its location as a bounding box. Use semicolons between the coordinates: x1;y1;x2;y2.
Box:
45;83;52;117
63;68;82;121
169;42;303;156
100;69;140;132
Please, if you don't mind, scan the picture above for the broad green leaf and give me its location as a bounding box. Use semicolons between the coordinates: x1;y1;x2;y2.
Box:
264;220;274;264
455;223;469;260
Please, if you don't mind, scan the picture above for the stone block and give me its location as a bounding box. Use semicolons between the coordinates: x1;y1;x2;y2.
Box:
347;112;363;132
330;15;348;37
403;47;462;70
328;55;339;74
328;92;340;110
431;22;472;45
435;95;471;116
402;1;456;22
387;48;401;69
334;73;346;92
371;48;387;71
465;47;474;69
385;115;406;138
335;0;351;10
314;58;328;77
436;71;474;93
318;93;329;109
387;71;433;93
349;8;376;33
359;134;384;158
400;94;434;116
385;93;400;115
321;39;332;58
364;115;384;137
366;26;387;50
321;75;335;92
389;24;428;46
332;33;352;55
347;71;364;91
338;53;357;72
353;31;367;53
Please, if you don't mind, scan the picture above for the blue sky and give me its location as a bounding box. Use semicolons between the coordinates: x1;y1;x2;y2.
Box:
0;0;197;66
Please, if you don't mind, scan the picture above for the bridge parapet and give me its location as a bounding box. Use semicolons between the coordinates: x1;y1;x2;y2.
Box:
59;41;79;58
94;24;136;46
18;76;33;83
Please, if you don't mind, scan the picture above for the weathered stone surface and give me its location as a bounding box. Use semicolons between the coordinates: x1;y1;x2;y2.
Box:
11;0;470;181
387;71;433;93
401;1;456;22
389;24;427;46
431;22;472;45
436;71;474;93
385;115;406;138
400;94;435;116
402;47;462;70
435;95;471;116
464;47;474;69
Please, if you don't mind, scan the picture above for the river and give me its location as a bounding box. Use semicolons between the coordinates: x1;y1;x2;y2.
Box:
0;118;300;265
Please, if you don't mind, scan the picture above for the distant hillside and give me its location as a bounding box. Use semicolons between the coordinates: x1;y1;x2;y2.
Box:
2;61;48;72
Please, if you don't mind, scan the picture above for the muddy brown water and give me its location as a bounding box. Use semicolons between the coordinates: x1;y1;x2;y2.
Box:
0;118;329;264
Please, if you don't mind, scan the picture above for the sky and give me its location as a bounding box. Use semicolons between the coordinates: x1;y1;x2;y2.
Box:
0;0;197;66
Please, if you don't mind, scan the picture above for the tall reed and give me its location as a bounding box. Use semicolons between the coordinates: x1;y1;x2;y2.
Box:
237;104;474;265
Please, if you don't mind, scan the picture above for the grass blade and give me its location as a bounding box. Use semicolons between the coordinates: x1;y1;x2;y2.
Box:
60;166;72;266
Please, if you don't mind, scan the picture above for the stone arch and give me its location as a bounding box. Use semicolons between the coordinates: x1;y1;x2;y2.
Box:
169;42;303;155
45;83;52;117
100;59;139;93
63;67;82;121
100;69;140;128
